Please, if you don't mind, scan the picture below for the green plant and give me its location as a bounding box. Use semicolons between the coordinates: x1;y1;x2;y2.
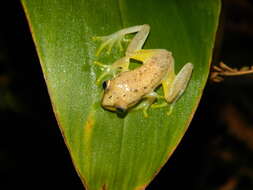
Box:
21;0;221;189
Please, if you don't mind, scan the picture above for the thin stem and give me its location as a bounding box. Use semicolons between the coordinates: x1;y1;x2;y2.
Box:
210;62;253;82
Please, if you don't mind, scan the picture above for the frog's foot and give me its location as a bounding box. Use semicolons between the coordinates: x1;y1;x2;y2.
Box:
132;92;158;117
94;57;130;84
94;61;113;84
149;94;165;108
93;24;150;57
132;100;153;118
151;102;175;116
93;31;127;56
166;103;175;116
151;102;167;109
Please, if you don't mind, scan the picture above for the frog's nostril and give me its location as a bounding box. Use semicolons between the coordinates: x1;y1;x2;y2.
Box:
116;106;126;113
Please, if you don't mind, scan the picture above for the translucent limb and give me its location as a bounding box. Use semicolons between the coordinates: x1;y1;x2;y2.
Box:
93;33;125;56
151;101;174;116
166;103;175;116
93;24;150;57
151;101;167;109
132;92;158;117
94;57;130;84
93;61;113;84
163;63;193;103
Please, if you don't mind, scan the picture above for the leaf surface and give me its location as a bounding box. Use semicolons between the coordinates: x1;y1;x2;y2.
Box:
21;0;221;189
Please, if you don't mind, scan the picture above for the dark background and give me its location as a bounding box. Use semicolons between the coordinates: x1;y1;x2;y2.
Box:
0;0;253;189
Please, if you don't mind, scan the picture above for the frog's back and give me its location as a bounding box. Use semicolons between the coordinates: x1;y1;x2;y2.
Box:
121;49;171;93
103;50;172;110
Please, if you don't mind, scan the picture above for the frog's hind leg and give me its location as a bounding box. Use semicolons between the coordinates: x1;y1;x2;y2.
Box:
93;24;150;56
162;62;193;114
125;24;150;56
132;92;159;117
163;63;193;103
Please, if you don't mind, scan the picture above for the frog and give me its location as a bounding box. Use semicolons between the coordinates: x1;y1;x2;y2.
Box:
93;24;193;117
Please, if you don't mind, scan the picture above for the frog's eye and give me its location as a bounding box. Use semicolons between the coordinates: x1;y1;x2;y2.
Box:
102;80;108;89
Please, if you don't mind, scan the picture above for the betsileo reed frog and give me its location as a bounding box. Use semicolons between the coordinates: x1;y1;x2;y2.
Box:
93;24;193;117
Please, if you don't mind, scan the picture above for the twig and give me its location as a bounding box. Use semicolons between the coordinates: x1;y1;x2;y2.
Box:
210;62;253;82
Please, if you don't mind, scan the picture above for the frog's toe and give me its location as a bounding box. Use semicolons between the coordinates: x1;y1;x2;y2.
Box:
95;67;117;85
151;101;174;116
93;61;110;84
166;104;174;116
132;97;157;117
117;39;124;51
151;102;167;109
94;38;114;56
93;61;109;69
122;37;131;43
106;40;116;55
132;102;150;117
96;72;109;85
92;36;103;41
93;32;126;56
94;60;122;84
143;109;149;118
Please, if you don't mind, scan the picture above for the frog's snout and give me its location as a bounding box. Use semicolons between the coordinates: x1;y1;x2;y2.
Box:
116;106;126;113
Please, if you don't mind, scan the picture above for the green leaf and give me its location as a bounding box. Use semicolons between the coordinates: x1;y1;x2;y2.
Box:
21;0;220;189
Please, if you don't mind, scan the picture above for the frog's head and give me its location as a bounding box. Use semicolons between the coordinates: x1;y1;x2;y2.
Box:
101;80;129;113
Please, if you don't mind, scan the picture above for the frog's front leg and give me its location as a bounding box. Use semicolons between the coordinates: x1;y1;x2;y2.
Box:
94;56;129;84
93;24;150;83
